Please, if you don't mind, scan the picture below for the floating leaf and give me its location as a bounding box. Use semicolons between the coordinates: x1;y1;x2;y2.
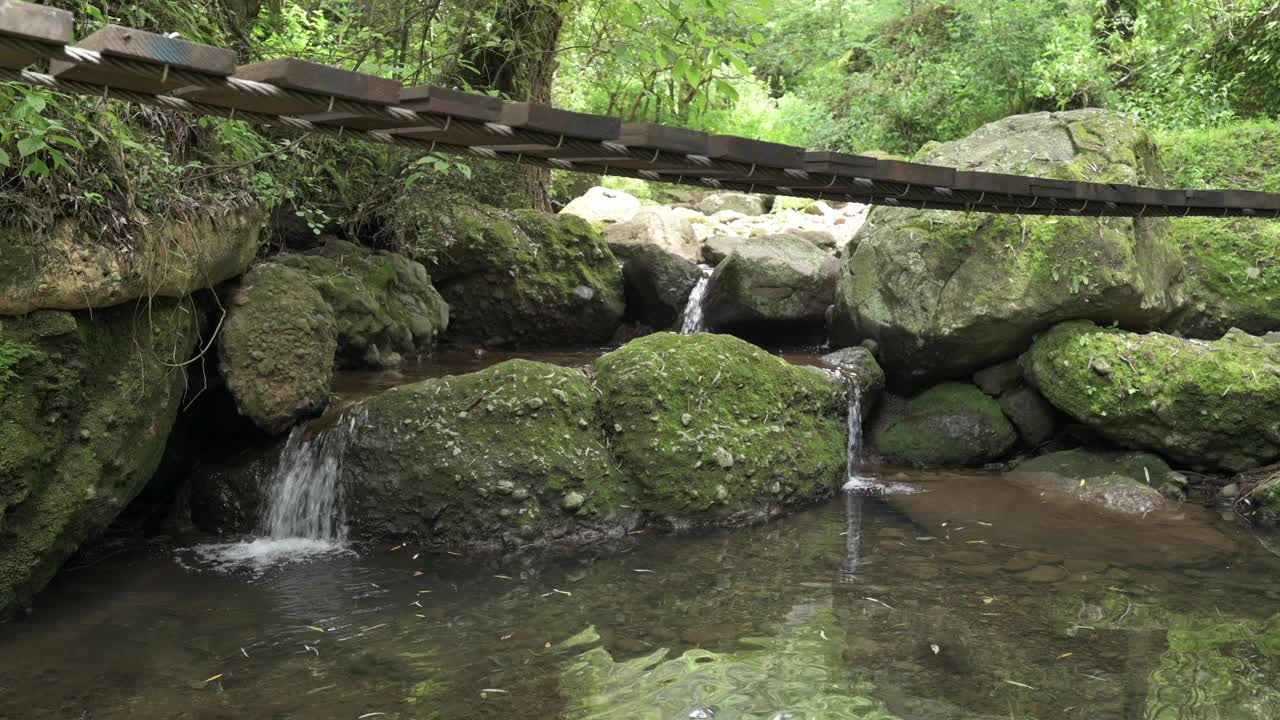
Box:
930;644;941;655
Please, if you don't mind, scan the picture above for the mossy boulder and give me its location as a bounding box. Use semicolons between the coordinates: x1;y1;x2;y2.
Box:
873;382;1017;467
593;333;846;526
1022;320;1280;472
277;239;448;367
218;263;337;434
0;302;199;617
0;208;262;315
820;346;886;411
832;109;1183;385
343;360;630;547
703;234;839;344
1159;121;1280;338
409;205;624;346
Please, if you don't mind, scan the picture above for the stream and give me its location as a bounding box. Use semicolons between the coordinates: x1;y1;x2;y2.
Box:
3;351;1280;719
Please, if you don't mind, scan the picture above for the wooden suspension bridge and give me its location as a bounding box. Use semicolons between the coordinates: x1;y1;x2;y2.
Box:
1;0;1278;219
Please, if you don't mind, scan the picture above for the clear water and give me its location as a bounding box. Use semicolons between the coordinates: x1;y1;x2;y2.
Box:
4;468;1280;719
680;265;714;334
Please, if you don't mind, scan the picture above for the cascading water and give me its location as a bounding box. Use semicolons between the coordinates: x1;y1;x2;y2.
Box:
679;265;714;334
840;377;874;492
258;410;362;542
189;409;364;571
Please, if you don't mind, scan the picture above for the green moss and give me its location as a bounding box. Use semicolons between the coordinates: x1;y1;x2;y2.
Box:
0;340;37;387
876;383;1017;467
278;239;448;367
402;204;623;345
0;301;199;616
1158;121;1280;337
593;333;845;524
1023;321;1280;471
347;359;626;545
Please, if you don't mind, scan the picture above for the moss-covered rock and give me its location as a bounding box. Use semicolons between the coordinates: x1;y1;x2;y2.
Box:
703;234;839;344
0;208;262;315
873;382;1017;467
820;346;886;412
832;109;1183;385
1022;320;1280;472
343;360;630;547
560;608;899;720
593;333;846;526
408;204;624;346
218;263;337;434
0;302;199;617
1159;121;1280;338
277;239;447;367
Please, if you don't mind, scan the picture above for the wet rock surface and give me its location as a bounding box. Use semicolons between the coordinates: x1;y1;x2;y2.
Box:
702;233;839;343
872;383;1017;467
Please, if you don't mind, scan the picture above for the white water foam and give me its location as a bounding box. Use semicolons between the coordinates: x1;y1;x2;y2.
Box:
679;264;714;334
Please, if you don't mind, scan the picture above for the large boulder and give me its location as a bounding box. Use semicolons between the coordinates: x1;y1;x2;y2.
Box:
0;302;199;616
0;208;262;315
1159;121;1280;338
559;186;641;226
604;207;701;264
413;205;625;346
343;360;630;547
1022;320;1280;472
702;234;839;343
593;333;846;526
277;239;448;368
218;263;337;434
617;243;703;330
701;234;746;265
697;191;769;216
832;109;1184;385
872;382;1017;467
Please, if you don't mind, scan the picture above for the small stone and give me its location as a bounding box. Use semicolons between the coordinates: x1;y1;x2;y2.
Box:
512;487;529;500
681;413;693;427
769;481;783;495
497;507;514;518
552;388;568;404
1221;482;1239;499
496;479;515;495
526;397;545;410
1089;358;1113;376
715;484;728;500
561;491;585;512
712;447;734;469
78;429;91;440
578;418;590;429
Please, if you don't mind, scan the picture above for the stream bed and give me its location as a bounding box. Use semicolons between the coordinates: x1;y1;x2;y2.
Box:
3;469;1280;719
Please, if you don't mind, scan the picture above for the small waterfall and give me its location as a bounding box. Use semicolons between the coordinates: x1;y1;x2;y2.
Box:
680;264;714;334
258;409;362;542
841;377;873;492
188;409;363;571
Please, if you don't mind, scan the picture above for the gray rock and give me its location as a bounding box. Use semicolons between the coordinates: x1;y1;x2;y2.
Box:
697;192;769;216
703;234;838;343
1009;448;1175;514
819;346;885;410
560;186;641;226
997;385;1056;447
701;234;746;265
605;207;701;263
619;243;702;329
973;359;1023;396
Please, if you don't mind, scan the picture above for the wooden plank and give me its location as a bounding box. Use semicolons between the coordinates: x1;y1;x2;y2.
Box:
955;170;1031;197
871;159;957;189
802;151;877;174
0;0;72;69
498;103;620;141
180;58;400;115
618;123;709;156
401;85;503;122
299;86;498;131
706;135;804;168
49;25;234;94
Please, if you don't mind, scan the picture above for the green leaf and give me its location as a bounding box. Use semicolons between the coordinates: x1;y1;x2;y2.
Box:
0;148;9;167
16;137;43;158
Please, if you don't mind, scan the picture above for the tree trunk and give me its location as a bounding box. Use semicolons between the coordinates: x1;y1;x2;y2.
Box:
459;0;564;211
